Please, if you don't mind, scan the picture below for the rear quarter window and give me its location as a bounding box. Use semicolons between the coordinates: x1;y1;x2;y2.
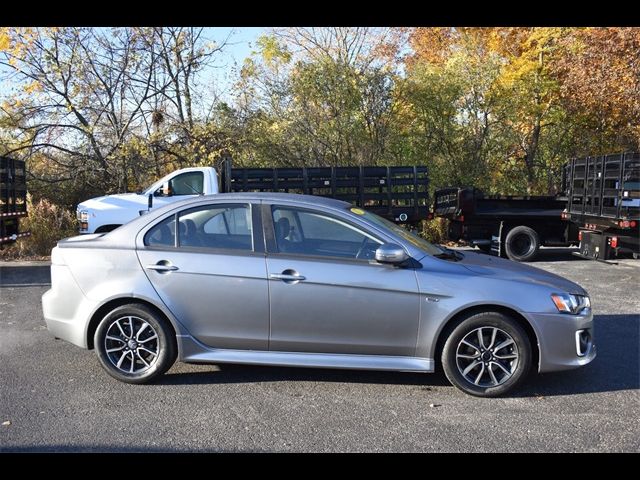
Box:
145;215;176;247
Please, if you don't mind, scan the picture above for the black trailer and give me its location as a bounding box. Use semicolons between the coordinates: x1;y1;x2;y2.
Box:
0;156;30;246
433;187;578;262
220;157;429;226
564;152;639;260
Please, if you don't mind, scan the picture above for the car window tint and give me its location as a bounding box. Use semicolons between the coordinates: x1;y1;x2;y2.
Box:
178;204;252;251
144;215;176;247
169;171;204;196
271;206;381;259
299;211;364;242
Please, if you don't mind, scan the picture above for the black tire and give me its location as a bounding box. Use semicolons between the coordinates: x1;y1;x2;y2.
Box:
94;303;177;384
505;226;540;262
441;311;532;397
477;244;491;254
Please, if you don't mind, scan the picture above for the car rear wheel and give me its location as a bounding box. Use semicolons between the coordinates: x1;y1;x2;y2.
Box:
94;304;177;384
442;311;532;397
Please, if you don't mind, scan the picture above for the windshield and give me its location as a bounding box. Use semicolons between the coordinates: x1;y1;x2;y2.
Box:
349;208;445;256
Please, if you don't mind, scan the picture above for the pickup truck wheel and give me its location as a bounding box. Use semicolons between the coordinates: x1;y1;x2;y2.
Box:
505;226;540;262
94;304;177;384
441;311;532;397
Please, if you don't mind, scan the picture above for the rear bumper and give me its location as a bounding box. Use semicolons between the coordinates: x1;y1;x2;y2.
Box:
526;310;596;373
42;264;96;349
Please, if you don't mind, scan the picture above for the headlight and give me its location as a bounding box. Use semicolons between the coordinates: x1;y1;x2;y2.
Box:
551;293;591;314
78;210;89;222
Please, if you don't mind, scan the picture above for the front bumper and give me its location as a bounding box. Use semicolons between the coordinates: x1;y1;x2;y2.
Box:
526;309;596;373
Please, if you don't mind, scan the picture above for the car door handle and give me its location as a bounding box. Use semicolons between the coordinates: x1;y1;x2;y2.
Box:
269;273;306;282
145;263;179;272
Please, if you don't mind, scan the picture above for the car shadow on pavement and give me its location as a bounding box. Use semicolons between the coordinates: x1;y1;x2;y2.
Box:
163;363;451;388
160;314;639;397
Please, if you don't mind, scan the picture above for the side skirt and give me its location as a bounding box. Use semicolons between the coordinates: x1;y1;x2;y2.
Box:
177;335;434;373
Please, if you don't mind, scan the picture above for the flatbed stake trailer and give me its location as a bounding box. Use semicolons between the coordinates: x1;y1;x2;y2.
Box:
564;152;640;261
433;187;578;262
0;156;30;248
220;157;430;227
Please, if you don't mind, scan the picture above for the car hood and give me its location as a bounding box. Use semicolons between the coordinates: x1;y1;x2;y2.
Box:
78;193;147;211
456;251;587;295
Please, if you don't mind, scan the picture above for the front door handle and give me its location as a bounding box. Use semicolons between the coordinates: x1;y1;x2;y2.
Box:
269;269;305;283
270;273;306;281
145;262;179;272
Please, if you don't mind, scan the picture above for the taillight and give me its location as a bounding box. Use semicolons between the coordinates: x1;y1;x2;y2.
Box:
631;220;637;228
619;220;630;228
459;215;465;222
610;236;618;248
578;231;583;241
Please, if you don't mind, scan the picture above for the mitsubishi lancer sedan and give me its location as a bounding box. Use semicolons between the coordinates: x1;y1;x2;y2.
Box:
42;193;595;397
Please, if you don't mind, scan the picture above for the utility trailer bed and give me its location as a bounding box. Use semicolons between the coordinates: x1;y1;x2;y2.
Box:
0;156;30;246
564;152;639;260
220;158;429;225
433;187;577;262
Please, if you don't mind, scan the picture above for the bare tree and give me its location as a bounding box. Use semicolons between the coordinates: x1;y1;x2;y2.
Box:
0;27;163;192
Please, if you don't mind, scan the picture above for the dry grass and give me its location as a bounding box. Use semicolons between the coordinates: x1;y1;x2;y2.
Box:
0;195;77;260
420;217;450;245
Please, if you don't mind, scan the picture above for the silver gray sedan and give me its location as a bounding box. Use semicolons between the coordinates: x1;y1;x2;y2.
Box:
42;193;595;397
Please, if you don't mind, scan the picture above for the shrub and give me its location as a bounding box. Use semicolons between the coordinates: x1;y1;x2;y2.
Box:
420;217;449;245
0;194;77;259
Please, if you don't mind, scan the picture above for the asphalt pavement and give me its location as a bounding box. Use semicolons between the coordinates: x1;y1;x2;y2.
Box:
0;249;638;452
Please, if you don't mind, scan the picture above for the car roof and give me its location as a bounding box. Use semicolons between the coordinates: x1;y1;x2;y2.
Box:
168;192;352;209
84;192;353;249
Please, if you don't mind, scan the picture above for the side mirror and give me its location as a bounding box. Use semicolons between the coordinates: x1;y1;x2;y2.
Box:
162;181;172;197
375;243;409;265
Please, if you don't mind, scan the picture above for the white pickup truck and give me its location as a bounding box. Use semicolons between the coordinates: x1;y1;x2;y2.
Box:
77;161;432;233
77;167;219;233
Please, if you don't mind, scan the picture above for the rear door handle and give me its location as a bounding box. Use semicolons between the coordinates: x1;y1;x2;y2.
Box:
145;263;179;272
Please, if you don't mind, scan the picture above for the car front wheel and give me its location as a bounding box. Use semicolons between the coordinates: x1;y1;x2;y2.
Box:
442;311;532;397
94;303;177;384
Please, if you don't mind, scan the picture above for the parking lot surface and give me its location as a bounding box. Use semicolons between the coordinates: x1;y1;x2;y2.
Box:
1;249;638;452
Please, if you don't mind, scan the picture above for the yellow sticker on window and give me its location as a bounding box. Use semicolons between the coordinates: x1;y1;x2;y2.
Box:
350;208;366;215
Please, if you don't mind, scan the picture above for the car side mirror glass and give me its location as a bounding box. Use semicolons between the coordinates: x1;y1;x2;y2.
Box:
375;243;409;265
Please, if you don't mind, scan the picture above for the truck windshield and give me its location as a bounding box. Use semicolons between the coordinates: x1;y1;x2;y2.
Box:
352;209;445;256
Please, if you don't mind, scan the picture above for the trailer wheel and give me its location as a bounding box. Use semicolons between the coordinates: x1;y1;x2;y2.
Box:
505;226;540;262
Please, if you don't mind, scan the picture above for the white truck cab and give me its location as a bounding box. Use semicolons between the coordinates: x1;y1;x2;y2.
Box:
77;167;219;234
